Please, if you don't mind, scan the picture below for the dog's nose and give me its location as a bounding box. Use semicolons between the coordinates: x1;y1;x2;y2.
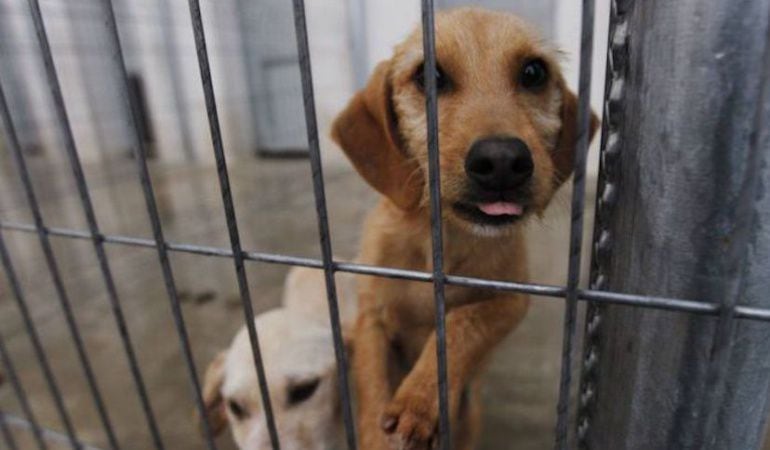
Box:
465;137;534;191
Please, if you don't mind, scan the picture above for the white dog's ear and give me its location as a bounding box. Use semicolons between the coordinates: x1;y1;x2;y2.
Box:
199;351;228;437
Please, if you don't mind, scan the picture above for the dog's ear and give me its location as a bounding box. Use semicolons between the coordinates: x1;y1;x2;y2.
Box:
198;351;228;437
552;85;600;186
332;61;422;210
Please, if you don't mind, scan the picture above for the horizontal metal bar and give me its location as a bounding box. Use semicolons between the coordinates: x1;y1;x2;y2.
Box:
2;221;770;322
1;414;104;450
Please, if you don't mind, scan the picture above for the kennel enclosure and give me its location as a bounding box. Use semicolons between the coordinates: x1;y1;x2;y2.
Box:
0;0;769;450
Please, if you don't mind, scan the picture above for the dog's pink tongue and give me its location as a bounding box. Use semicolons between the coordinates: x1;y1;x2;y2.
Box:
477;202;523;216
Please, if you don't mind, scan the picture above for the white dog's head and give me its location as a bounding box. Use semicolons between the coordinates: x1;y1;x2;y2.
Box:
202;308;343;450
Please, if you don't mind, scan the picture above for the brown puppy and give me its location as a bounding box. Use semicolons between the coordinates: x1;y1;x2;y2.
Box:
332;8;598;450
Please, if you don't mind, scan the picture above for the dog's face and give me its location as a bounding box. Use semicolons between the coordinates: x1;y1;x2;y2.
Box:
202;309;341;450
333;8;598;236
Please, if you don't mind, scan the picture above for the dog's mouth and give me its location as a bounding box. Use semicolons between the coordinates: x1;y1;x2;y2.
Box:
452;200;526;226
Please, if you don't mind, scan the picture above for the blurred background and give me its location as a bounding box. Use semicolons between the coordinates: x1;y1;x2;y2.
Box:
0;0;616;449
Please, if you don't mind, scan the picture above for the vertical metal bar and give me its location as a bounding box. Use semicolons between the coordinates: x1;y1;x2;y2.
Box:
101;2;218;449
0;229;78;449
577;1;627;446
4;3;121;441
290;1;358;449
185;2;280;449
555;0;595;448
21;2;165;447
0;332;45;450
420;1;451;448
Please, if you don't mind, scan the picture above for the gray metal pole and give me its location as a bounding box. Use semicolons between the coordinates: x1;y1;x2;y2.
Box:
583;1;770;450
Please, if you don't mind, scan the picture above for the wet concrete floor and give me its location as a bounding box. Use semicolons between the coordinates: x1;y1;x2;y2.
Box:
0;154;767;450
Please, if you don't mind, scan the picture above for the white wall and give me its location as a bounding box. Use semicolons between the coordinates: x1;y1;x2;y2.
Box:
556;0;610;177
0;0;610;170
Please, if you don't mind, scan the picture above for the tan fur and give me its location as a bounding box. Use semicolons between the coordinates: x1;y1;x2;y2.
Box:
332;8;598;450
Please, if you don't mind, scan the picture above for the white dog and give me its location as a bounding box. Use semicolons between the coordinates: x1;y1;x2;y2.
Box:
201;267;355;450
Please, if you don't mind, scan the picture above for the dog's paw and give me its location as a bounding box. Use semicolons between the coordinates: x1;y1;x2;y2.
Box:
381;393;437;450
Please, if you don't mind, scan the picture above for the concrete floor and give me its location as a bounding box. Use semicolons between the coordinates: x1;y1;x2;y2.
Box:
0;154;767;450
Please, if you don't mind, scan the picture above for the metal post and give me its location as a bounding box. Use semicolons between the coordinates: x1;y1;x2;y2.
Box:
583;1;770;449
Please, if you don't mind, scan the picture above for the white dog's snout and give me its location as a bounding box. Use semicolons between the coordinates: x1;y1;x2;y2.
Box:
239;420;270;450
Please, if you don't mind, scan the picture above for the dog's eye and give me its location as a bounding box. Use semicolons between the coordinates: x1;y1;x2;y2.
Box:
287;378;320;406
414;62;450;93
228;400;248;420
519;58;549;89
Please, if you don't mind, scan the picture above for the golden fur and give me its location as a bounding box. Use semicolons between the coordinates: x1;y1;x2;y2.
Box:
332;8;598;450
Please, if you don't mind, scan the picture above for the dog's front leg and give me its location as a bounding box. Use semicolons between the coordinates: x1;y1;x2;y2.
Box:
353;295;394;450
381;295;529;450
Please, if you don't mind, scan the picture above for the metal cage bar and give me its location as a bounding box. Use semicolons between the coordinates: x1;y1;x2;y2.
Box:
0;225;77;448
576;0;628;444
101;1;219;448
2;221;770;324
0;331;47;450
419;0;451;447
0;228;76;448
185;1;281;448
291;0;358;448
1;2;770;449
2;4;119;439
555;0;596;448
21;0;166;447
